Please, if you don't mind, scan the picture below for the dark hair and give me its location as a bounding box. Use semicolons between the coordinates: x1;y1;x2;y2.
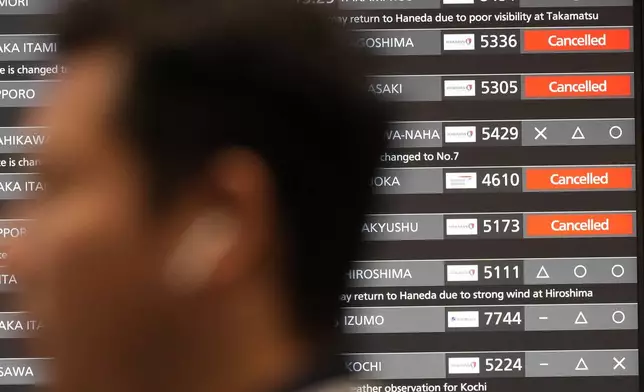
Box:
56;0;387;340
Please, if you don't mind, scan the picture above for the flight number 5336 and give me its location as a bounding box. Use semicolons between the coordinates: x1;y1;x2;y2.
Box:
480;34;518;49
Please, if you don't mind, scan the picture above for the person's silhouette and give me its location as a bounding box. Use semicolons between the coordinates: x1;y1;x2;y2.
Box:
9;1;387;392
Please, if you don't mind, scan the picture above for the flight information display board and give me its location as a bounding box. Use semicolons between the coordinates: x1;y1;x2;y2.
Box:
0;0;639;391
0;1;54;390
337;1;642;392
0;0;54;392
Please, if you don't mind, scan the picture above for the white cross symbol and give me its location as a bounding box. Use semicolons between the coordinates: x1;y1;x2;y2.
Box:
535;127;547;140
613;357;626;370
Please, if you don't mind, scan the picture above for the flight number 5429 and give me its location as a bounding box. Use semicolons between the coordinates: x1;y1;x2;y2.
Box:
482;126;519;141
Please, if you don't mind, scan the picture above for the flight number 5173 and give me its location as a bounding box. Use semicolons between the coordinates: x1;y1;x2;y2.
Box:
483;219;521;233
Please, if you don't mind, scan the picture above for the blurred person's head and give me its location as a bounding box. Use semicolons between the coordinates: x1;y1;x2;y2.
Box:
10;0;385;391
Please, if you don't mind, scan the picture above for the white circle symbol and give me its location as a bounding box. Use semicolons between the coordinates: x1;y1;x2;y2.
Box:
574;265;587;279
609;126;623;140
612;311;625;324
612;264;625;278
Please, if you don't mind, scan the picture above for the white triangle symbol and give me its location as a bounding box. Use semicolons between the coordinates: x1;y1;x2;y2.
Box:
576;358;588;371
575;312;588;325
572;127;586;140
536;266;550;279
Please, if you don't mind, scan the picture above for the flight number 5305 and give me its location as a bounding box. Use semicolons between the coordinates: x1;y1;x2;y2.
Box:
481;80;519;95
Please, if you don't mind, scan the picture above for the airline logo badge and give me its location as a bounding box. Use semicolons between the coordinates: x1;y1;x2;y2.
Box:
445;126;477;143
444;34;476;51
446;218;478;236
449;357;481;374
448;311;480;328
446;172;478;190
446;265;479;282
444;80;476;97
